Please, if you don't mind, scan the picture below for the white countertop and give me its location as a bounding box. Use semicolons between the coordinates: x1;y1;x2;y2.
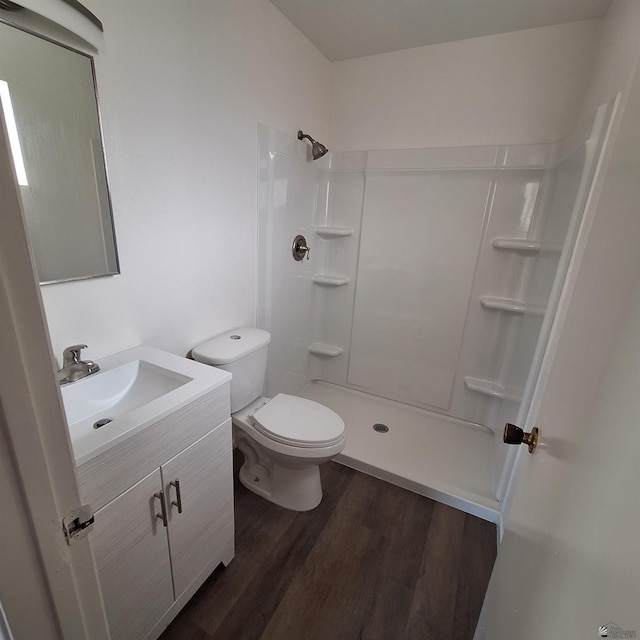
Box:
62;345;231;466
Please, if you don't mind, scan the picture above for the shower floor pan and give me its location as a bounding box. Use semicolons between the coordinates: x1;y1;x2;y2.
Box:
300;380;499;523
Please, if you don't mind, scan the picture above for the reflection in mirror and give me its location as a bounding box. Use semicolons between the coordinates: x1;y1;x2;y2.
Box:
0;19;119;285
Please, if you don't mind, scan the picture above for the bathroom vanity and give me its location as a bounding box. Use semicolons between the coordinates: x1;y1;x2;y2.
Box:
64;347;234;640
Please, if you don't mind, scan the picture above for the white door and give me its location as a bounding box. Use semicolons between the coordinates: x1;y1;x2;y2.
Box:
476;39;640;640
0;110;109;637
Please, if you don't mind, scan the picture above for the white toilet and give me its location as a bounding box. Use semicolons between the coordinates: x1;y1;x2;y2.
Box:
192;328;346;511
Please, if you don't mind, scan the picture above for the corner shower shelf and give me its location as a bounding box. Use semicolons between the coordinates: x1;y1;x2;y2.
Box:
492;238;541;253
315;226;354;238
480;296;527;314
463;376;505;399
308;343;344;357
480;296;547;316
312;274;350;287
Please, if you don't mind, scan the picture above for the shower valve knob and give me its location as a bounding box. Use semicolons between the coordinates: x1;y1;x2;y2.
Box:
292;234;310;261
503;423;539;453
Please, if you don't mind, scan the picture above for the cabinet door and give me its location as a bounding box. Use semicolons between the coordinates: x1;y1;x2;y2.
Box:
162;419;234;599
92;469;174;640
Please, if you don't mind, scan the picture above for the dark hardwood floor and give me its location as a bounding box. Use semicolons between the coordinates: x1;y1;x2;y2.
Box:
160;452;496;640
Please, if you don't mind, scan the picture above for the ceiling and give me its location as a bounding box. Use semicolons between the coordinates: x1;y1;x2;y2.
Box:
269;0;612;61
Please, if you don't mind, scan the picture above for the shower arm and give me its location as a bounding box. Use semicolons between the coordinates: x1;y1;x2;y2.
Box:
298;131;316;144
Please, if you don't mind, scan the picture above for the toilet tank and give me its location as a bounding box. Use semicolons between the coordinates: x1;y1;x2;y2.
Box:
191;328;271;413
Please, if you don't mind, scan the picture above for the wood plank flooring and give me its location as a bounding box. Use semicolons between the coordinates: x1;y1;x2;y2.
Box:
159;452;496;640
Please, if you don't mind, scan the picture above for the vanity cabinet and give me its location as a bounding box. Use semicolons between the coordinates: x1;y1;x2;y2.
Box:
78;385;234;640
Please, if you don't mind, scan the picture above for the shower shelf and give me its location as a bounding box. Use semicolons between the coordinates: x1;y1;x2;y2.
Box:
312;274;350;287
463;376;505;399
308;343;344;357
315;226;354;238
492;238;541;253
480;296;547;316
480;296;526;314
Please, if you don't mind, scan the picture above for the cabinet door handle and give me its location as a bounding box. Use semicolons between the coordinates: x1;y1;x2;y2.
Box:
154;491;168;527
170;479;183;514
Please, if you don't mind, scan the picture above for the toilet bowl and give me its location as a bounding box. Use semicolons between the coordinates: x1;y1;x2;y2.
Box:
191;328;346;511
232;394;345;511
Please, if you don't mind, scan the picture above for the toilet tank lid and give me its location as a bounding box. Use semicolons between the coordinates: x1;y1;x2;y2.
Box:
192;328;271;365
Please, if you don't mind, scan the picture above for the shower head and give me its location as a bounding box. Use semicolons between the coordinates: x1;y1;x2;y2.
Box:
298;130;329;160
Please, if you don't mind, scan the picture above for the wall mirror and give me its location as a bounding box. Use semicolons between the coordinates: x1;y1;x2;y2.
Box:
0;18;119;285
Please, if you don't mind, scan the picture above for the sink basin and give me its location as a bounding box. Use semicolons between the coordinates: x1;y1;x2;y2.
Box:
63;360;191;426
62;345;231;466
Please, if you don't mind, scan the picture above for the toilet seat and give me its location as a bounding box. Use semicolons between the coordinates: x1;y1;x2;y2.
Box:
250;393;344;448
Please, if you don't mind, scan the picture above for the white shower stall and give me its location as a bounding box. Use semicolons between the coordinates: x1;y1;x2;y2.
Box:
257;102;612;522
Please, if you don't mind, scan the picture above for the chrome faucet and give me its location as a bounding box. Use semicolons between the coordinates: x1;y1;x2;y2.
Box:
58;344;100;385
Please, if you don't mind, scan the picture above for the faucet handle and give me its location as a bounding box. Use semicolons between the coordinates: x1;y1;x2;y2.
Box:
62;344;88;365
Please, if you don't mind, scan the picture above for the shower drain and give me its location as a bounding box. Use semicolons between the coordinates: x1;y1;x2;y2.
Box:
372;423;389;433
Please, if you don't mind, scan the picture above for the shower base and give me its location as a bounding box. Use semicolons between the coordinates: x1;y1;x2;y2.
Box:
300;380;499;523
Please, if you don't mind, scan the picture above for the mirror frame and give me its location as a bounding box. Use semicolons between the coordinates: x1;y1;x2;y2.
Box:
0;15;120;285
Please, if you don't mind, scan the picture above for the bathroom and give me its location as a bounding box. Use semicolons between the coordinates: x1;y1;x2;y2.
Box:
3;0;640;638
41;0;614;523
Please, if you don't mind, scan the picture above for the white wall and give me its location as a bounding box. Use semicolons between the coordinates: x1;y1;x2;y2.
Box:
329;20;602;151
579;0;640;119
40;0;331;364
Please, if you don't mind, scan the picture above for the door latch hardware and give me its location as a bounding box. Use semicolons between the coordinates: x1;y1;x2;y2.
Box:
62;504;95;545
503;423;539;453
